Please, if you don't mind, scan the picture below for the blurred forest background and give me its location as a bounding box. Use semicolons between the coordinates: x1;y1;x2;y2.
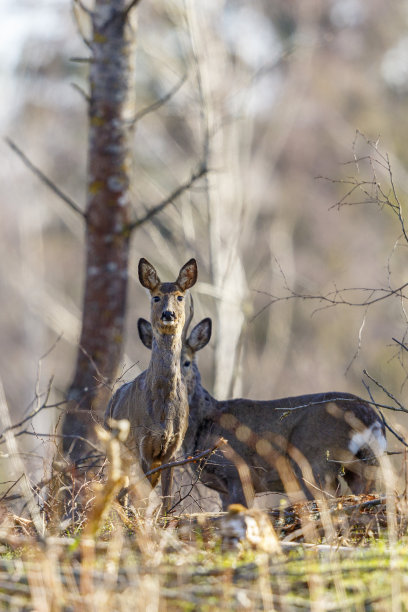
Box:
1;0;408;493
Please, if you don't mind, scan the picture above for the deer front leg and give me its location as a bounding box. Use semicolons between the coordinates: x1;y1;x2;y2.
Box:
161;466;174;513
149;459;162;489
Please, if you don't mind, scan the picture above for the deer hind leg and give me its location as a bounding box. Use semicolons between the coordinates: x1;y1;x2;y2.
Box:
226;477;253;509
291;459;340;500
217;481;248;511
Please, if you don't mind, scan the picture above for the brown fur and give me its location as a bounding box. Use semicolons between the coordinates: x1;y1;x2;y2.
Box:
138;317;386;508
105;258;197;511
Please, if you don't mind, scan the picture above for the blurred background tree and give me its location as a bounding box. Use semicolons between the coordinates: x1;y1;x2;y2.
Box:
2;0;408;503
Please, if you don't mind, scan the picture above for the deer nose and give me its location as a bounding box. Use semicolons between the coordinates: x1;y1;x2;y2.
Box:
161;310;176;322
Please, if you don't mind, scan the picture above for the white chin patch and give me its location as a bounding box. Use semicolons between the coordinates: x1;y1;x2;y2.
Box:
349;422;386;456
162;320;175;326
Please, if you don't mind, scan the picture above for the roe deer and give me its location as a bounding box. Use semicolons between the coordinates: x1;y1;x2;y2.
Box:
138;316;386;508
105;258;197;511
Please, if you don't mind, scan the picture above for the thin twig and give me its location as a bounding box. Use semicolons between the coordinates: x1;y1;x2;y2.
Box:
6;139;85;218
0;431;103;458
252;281;408;322
393;337;408;353
0;400;66;442
0;474;25;504
118;438;226;503
362;379;408;447
70;57;93;63
146;438;226;478
0;381;45;537
122;0;143;21
127;163;208;232
73;0;93;16
71;82;90;102
167;471;202;513
363;369;408;413
379;410;408;448
132;74;187;123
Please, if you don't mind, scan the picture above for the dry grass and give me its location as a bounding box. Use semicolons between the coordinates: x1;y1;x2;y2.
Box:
0;473;407;611
0;410;405;610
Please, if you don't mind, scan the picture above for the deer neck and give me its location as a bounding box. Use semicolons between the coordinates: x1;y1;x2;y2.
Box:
146;332;184;400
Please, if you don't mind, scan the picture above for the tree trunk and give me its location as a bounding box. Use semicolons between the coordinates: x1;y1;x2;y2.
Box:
61;0;137;464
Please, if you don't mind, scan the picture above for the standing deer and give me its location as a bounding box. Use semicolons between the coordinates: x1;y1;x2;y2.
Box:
138;315;386;508
105;258;197;511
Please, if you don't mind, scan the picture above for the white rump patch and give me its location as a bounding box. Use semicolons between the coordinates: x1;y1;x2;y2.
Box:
349;422;387;456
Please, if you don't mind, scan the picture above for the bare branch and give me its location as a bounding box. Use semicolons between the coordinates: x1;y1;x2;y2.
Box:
6;139;85;218
0;381;45;537
344;308;367;375
320;132;408;246
363;369;408;414
362;380;408;448
0;429;104;461
0;474;25;504
0;400;66;442
73;0;93;16
145;437;226;479
69;57;93;63
379;410;408;448
252;281;408;322
118;438;226;503
393;337;408;353
132;74;187;123
71;82;90;102
122;0;143;21
167;470;202;513
127;163;208;232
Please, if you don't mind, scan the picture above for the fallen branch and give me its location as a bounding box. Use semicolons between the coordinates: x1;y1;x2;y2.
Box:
282;495;387;544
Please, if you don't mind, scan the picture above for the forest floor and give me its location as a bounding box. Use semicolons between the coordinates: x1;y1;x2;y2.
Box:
1;492;408;611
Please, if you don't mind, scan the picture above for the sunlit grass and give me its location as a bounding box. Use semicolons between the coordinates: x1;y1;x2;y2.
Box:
0;500;407;610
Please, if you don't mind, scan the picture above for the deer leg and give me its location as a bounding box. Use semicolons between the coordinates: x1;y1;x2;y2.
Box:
161;466;173;513
225;476;252;508
343;469;372;495
149;459;162;489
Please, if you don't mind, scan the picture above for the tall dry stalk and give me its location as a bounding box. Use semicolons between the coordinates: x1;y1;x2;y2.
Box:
185;0;250;399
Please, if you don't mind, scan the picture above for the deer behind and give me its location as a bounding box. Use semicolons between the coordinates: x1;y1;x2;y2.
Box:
138;316;386;508
105;258;197;511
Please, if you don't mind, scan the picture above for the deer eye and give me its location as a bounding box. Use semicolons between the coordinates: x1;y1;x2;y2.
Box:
152;296;160;303
177;295;184;301
183;360;191;368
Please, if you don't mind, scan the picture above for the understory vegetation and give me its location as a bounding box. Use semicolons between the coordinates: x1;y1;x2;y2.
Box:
0;486;408;610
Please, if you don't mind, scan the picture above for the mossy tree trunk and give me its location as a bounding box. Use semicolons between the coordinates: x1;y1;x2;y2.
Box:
61;0;137;464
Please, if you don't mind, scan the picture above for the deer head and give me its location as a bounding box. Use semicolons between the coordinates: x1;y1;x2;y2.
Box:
138;258;197;337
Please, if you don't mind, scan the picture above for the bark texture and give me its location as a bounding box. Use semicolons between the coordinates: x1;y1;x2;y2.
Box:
62;0;137;463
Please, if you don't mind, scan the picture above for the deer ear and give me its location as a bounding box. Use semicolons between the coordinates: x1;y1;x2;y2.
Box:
138;258;160;291
138;318;153;349
176;258;197;291
187;318;211;352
